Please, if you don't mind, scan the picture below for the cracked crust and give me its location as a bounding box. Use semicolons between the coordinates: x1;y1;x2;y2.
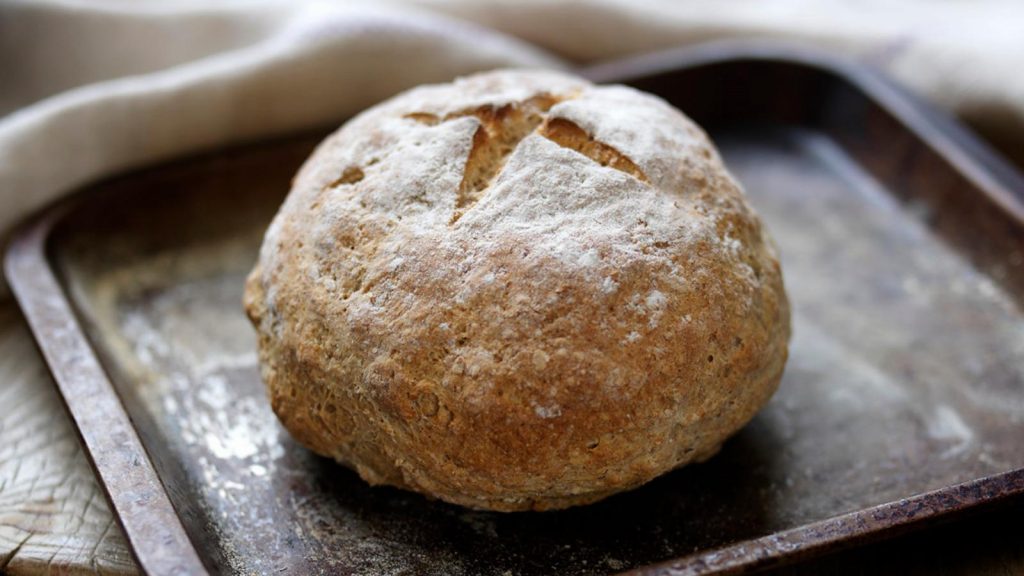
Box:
244;69;791;511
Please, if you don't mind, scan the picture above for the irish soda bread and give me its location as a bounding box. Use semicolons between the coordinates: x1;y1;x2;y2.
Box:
244;69;790;511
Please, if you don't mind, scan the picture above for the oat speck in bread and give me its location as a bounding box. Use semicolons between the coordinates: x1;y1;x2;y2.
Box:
244;69;790;511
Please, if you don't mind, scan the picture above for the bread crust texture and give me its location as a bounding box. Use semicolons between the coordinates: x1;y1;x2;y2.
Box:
244;69;790;511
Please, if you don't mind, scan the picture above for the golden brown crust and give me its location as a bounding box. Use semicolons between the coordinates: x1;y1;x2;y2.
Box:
244;69;791;511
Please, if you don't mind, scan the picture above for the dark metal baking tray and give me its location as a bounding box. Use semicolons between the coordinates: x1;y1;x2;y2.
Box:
6;43;1024;576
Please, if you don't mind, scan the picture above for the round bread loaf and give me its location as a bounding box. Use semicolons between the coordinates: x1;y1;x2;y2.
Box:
244;69;790;511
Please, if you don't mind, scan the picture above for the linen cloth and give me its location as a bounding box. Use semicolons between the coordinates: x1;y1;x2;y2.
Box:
2;0;1023;251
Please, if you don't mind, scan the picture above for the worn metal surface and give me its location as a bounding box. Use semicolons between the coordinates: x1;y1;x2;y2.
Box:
5;215;206;576
6;45;1024;575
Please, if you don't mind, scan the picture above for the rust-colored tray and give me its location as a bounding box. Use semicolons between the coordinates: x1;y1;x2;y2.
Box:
6;43;1024;576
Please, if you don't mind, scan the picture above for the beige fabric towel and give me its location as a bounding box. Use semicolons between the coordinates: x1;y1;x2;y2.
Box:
2;0;1022;244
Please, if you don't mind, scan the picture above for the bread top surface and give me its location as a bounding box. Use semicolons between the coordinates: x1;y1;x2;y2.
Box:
246;69;789;509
